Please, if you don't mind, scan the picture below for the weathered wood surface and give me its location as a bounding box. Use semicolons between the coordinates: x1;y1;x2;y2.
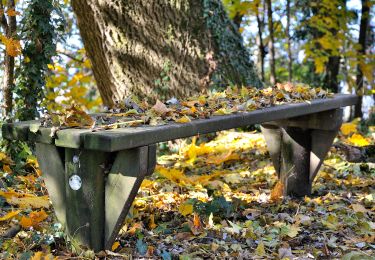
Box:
2;94;358;151
261;109;342;196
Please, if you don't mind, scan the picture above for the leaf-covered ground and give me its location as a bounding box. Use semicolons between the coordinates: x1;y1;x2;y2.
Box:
0;120;374;259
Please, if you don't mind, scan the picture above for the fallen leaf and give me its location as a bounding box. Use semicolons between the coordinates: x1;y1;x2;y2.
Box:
0;191;50;209
347;133;370;147
149;214;157;229
351;203;368;213
3;164;12;174
20;210;48;228
0;210;21;221
179;202;194;216
340;123;357;136
111;241;120;251
206;150;239;165
175;116;191;123
255;241;266;256
270;181;284;202
152;100;171;116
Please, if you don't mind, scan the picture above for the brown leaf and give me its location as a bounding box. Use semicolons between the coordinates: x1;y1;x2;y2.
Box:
270;181;284;202
152;100;171;116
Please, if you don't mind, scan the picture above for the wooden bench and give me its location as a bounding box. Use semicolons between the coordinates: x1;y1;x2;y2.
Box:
2;94;357;251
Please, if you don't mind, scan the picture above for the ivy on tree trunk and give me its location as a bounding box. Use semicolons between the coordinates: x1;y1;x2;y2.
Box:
72;0;262;107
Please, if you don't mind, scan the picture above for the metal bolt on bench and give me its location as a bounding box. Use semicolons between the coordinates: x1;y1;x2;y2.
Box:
2;94;358;251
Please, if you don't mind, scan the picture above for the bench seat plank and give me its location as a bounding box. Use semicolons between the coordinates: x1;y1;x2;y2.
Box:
1;94;357;151
83;94;357;152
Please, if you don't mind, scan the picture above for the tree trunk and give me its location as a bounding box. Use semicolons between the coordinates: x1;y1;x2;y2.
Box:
72;0;262;107
354;0;370;118
266;0;276;85
286;0;292;82
255;1;266;82
1;0;16;118
323;56;340;93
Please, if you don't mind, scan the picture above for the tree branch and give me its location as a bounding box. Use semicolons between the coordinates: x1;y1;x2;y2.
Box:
57;49;84;63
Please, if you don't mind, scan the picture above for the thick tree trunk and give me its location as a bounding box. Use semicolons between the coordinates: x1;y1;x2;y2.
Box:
72;0;262;107
354;0;370;118
266;0;276;85
1;0;16;118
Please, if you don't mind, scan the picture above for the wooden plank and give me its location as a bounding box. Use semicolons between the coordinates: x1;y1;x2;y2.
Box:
64;148;110;251
266;109;343;131
1;120;38;141
83;94;358;152
35;143;66;226
104;146;148;249
2;94;358;151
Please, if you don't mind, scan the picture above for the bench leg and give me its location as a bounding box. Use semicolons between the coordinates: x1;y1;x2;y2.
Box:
35;144;156;251
261;109;342;197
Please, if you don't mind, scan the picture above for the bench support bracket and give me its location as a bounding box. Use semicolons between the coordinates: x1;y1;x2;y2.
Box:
35;143;156;251
261;109;342;197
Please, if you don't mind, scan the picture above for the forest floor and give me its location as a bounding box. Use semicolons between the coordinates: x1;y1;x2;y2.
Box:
0;120;374;259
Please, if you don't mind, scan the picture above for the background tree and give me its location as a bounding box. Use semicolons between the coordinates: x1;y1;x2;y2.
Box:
0;0;17;118
266;0;276;85
71;0;262;107
354;0;370;118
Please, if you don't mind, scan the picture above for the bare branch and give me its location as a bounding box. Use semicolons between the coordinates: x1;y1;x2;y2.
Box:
57;49;85;63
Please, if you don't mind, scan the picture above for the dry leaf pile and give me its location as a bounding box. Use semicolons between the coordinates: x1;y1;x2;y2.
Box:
40;83;333;132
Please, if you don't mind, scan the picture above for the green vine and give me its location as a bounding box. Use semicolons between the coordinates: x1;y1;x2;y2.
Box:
15;0;64;121
203;0;263;89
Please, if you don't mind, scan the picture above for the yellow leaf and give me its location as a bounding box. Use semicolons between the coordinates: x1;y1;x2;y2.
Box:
0;152;7;161
30;251;55;260
31;252;44;260
314;57;326;74
0;151;13;164
157;166;190;185
206;150;240;165
340;123;357;135
0;210;21;221
149;214;157;229
20;210;48;228
286;224;301;238
179;203;194;216
0;191;50;208
175;116;191;123
1;36;21;57
140;179;155;189
348;133;370;147
111;241;120;251
255;241;266;256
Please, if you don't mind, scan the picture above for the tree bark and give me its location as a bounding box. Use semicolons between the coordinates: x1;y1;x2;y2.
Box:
323;56;340;93
255;1;266;82
286;0;292;82
354;0;370;118
266;0;276;85
72;0;262;107
1;0;16;118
